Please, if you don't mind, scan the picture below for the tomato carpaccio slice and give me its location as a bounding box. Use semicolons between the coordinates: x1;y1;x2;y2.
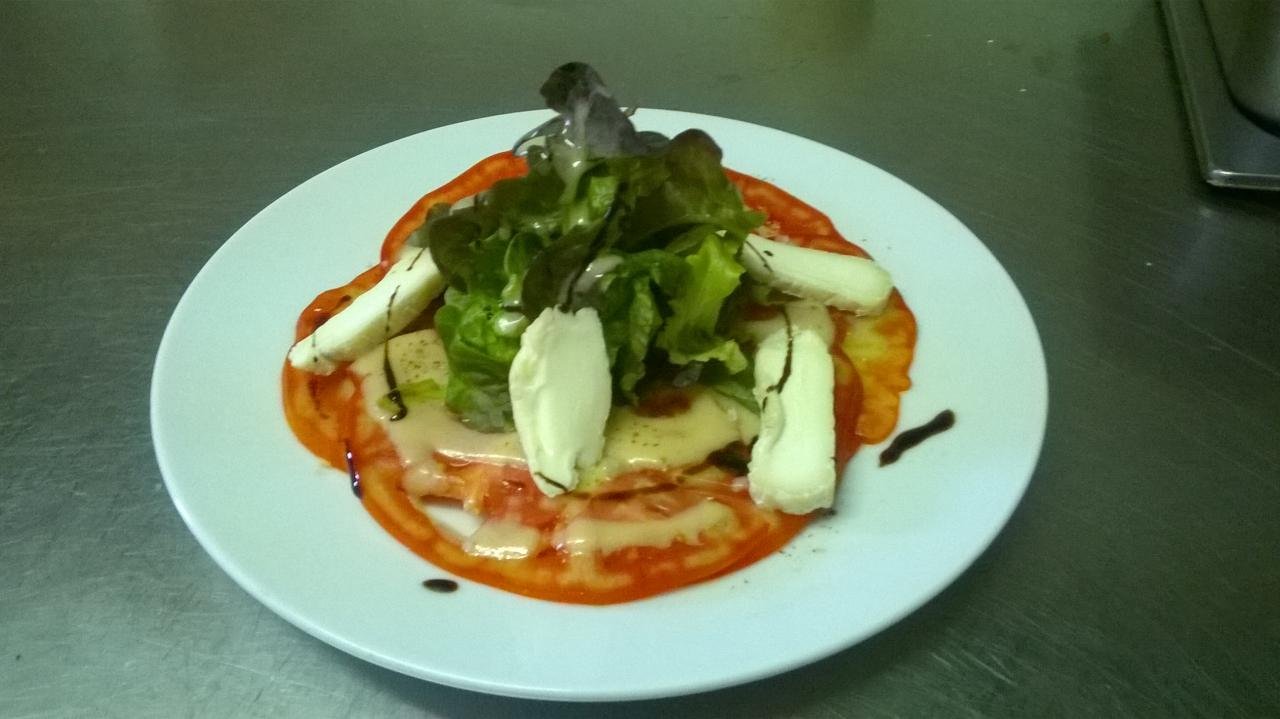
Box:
282;151;916;604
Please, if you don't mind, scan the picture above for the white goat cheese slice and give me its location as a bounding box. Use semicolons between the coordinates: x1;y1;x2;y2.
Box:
747;311;837;514
742;233;892;315
287;247;445;374
509;306;612;496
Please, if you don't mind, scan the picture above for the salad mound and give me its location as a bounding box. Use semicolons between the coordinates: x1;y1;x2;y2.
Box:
413;64;767;433
282;63;917;603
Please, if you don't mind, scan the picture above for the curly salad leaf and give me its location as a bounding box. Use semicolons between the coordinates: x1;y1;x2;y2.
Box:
410;63;763;431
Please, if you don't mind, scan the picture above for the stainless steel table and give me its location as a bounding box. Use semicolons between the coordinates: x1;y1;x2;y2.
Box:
3;2;1277;716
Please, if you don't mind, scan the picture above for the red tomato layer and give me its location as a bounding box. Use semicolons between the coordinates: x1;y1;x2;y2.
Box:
282;151;916;604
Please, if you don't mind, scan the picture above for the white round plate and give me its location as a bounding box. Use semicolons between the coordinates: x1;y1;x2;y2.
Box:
152;110;1047;702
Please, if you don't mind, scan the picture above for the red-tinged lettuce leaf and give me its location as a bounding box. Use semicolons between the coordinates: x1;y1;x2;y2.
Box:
615;130;764;248
534;62;668;158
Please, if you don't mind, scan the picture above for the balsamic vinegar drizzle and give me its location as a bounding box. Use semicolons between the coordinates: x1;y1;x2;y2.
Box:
342;440;363;498
770;308;795;394
536;472;568;493
760;308;795;415
422;578;459;593
381;286;409;421
879;409;955;466
382;347;408;421
743;240;773;273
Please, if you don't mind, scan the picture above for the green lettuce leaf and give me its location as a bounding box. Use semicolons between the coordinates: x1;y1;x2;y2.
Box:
701;362;758;413
565;171;620;229
499;231;541;309
592;250;689;400
433;289;522;431
656;228;748;373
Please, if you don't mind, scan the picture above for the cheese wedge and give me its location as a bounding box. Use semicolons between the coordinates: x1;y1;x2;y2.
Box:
509;307;612;496
742;233;892;315
288;247;445;374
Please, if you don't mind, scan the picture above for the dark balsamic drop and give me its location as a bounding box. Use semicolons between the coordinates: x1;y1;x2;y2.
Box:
343;440;363;498
422;578;459;593
879;410;956;466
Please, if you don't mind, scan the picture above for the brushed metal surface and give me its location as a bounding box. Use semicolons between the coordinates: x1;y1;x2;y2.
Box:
2;1;1278;717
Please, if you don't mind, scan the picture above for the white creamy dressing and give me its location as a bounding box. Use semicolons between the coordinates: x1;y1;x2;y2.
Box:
572;254;623;295
554;500;736;556
463;519;542;560
586;388;758;485
352;331;523;497
351;329;760;558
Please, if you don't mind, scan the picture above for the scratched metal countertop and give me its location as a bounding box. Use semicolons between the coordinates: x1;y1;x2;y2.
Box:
2;1;1278;717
